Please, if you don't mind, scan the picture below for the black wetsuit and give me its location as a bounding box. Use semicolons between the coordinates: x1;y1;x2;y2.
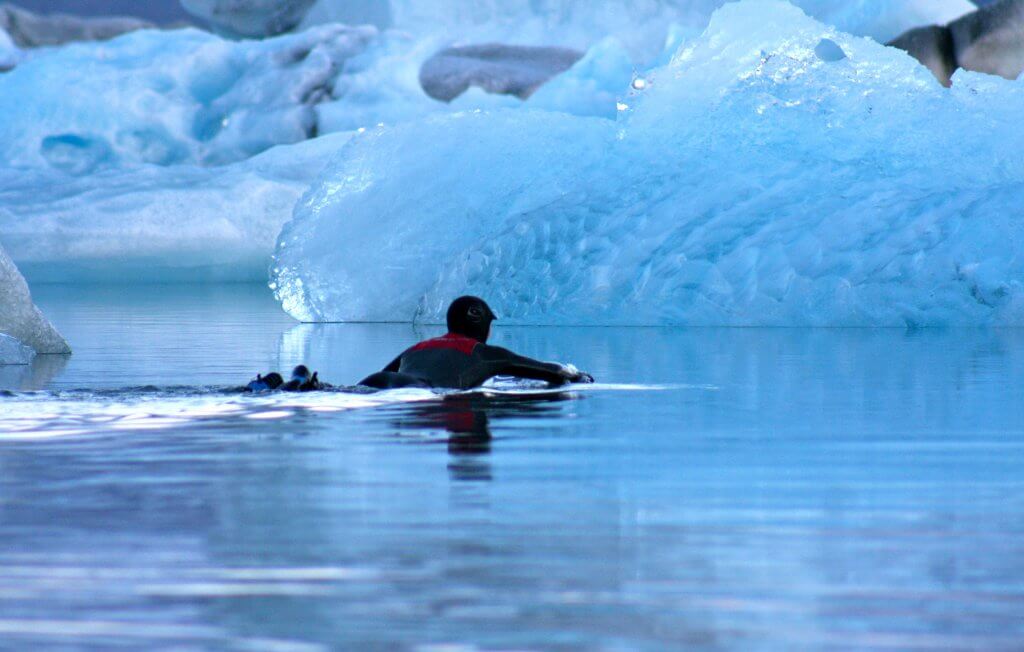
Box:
359;333;580;390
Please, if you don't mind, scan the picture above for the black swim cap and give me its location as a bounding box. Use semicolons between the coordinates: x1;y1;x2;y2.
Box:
447;296;497;342
292;365;310;380
263;372;284;389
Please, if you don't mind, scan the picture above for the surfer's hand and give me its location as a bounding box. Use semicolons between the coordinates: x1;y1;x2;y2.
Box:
572;371;595;384
562;364;594;384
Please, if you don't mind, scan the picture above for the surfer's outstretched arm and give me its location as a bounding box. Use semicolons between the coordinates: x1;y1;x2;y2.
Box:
479;345;593;385
381;354;403;373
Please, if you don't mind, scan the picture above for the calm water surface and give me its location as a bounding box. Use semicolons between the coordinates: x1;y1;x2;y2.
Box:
1;285;1023;651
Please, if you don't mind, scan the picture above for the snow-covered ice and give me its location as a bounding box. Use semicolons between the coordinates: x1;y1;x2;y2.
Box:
272;0;1024;327
0;25;374;170
0;132;350;283
0;241;70;354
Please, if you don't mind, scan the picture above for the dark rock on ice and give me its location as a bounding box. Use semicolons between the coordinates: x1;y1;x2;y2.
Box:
179;0;316;38
949;0;1024;80
0;3;153;48
419;43;584;103
889;0;1024;84
887;25;957;86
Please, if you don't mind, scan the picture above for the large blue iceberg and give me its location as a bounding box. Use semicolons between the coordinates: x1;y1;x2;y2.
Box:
272;0;1024;327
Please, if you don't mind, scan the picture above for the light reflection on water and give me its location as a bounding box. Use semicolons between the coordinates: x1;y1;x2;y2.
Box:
0;285;1023;650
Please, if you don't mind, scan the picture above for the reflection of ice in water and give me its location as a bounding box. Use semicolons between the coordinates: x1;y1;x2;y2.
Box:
275;321;437;387
0;352;68;391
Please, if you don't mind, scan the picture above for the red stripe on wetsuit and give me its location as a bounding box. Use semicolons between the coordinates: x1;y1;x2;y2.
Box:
409;333;479;355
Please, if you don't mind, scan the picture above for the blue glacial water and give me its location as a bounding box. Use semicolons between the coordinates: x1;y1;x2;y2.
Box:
1;285;1024;650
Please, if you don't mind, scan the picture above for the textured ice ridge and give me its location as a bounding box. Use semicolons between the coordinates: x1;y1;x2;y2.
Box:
272;0;1024;327
0;24;375;171
0;241;70;354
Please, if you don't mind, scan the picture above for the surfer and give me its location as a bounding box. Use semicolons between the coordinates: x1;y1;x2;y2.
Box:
358;296;594;390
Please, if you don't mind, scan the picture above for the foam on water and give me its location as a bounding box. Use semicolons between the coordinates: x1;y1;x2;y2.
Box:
0;381;660;439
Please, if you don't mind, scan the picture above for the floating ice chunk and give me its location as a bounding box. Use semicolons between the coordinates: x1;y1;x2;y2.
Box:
180;0;317;38
0;241;70;354
0;4;153;48
272;0;1024;327
419;44;583;102
0;25;375;169
0;333;34;365
0;132;351;283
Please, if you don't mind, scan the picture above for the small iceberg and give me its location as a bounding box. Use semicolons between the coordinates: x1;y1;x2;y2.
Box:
0;240;70;354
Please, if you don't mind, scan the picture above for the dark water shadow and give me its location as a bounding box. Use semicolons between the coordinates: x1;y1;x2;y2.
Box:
385;392;574;482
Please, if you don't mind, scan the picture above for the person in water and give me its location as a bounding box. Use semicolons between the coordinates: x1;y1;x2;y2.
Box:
245;365;324;392
359;296;594;390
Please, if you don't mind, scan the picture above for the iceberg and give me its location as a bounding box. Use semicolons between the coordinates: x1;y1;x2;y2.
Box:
272;0;1024;327
0;24;374;170
0;241;70;354
0;132;350;283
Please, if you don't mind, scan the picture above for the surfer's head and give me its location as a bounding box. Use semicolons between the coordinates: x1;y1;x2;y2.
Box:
447;296;497;343
263;372;284;389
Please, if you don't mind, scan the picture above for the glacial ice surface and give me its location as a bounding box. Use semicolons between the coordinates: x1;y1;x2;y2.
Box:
0;25;374;170
273;0;1024;327
0;132;351;283
0;242;70;353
